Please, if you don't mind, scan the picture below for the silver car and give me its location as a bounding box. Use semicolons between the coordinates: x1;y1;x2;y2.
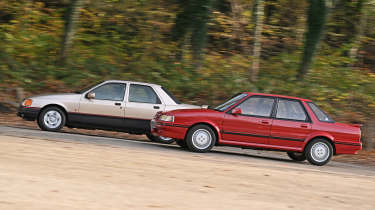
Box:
17;80;200;143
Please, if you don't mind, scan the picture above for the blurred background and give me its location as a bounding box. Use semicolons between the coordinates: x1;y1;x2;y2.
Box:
0;0;374;148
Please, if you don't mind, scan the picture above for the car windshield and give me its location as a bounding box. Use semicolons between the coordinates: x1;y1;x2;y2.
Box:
74;81;103;94
307;102;334;123
161;86;181;104
214;93;248;112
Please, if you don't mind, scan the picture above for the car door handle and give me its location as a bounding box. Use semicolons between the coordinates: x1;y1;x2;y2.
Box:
260;120;270;124
300;124;308;128
153;106;160;109
114;102;122;106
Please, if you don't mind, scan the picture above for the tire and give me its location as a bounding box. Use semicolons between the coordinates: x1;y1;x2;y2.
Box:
185;125;216;153
287;152;306;162
305;138;333;166
175;139;187;149
38;106;66;132
146;133;175;144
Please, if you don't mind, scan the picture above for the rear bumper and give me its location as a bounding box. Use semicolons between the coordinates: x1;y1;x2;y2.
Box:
17;106;40;121
334;141;362;155
151;120;189;140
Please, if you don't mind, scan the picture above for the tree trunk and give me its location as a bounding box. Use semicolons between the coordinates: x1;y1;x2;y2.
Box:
349;0;368;62
250;0;264;82
297;0;328;80
230;0;251;55
363;118;375;150
190;0;213;71
58;0;84;66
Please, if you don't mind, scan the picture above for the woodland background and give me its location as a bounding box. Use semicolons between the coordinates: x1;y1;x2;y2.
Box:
0;0;374;147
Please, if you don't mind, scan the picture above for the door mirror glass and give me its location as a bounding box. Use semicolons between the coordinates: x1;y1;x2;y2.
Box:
87;92;95;99
231;108;242;115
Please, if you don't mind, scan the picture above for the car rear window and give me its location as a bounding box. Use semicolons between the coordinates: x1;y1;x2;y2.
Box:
161;87;181;104
307;102;334;123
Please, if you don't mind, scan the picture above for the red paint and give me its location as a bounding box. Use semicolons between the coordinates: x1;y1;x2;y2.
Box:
152;92;362;155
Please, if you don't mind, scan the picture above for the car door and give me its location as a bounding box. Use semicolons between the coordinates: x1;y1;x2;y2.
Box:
124;84;166;130
270;98;312;149
221;96;276;145
75;82;127;129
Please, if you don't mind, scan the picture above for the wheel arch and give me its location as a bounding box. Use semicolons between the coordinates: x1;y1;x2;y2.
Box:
186;122;221;145
38;104;69;121
304;136;336;155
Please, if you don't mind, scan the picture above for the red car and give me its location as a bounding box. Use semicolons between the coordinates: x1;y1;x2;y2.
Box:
151;92;362;166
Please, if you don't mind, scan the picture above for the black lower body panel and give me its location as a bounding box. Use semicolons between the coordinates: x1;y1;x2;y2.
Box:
17;107;40;121
67;113;150;134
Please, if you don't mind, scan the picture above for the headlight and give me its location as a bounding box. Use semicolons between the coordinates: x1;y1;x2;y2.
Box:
159;115;174;122
22;99;33;107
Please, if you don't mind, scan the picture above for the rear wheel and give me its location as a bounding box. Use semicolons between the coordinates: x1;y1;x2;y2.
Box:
186;125;216;153
287;152;306;162
146;133;175;144
305;139;333;166
38;106;66;132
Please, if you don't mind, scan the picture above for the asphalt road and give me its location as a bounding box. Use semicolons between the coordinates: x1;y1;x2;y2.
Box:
0;125;373;177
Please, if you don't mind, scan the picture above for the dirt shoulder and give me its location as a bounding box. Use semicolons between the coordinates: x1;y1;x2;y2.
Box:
0;135;374;210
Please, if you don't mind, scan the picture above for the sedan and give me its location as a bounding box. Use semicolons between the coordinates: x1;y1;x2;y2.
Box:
18;80;200;143
151;92;362;165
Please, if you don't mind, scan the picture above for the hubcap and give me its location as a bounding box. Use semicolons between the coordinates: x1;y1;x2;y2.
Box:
192;129;212;150
310;142;330;162
43;110;62;129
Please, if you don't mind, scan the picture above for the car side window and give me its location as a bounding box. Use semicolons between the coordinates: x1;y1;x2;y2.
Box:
129;84;161;104
91;83;126;101
238;97;275;117
276;99;307;121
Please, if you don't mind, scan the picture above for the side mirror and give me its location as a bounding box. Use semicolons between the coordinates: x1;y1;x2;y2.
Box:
231;108;242;115
87;92;95;99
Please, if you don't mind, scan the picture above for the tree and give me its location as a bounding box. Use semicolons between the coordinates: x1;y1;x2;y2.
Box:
58;0;84;65
349;0;371;61
172;0;213;70
249;0;264;82
230;0;251;55
297;0;328;79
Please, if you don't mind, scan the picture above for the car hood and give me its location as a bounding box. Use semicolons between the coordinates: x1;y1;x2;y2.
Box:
30;93;81;100
178;104;201;109
167;108;220;115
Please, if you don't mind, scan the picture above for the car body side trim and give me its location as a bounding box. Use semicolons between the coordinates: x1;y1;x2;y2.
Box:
222;130;305;142
334;141;362;146
67;112;149;121
156;122;189;128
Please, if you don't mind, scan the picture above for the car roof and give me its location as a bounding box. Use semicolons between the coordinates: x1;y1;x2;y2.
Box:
104;80;161;87
244;92;312;102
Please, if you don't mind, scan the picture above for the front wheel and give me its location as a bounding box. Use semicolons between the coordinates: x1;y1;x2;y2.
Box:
38;106;66;132
186;125;216;153
146;133;175;144
305;139;333;166
287;152;306;162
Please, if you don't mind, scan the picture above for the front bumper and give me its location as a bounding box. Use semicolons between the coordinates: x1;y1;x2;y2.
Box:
17;106;40;121
151;119;189;140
